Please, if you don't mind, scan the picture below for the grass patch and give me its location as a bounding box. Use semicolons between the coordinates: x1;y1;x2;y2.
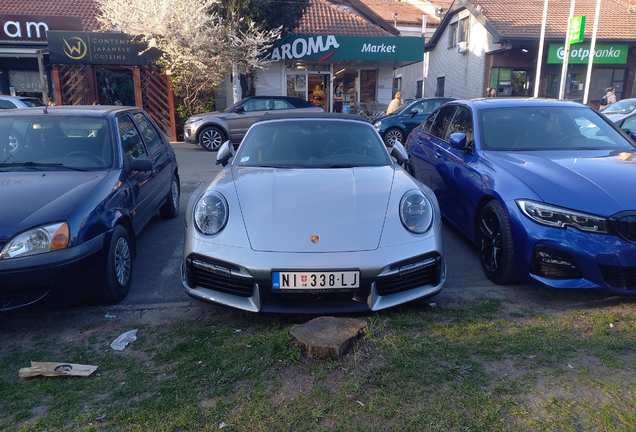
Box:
2;299;636;431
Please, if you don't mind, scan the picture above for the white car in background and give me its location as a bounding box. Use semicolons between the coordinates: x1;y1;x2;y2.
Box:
0;95;45;110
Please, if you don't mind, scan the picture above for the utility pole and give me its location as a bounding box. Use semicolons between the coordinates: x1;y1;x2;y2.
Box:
558;0;576;100
583;0;602;104
534;0;549;98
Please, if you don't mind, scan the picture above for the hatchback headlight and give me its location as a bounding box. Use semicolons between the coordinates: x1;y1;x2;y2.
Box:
517;199;608;233
185;117;201;124
400;190;433;234
194;191;229;235
1;222;69;259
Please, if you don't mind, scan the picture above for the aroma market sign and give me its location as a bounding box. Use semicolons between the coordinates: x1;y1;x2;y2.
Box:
547;43;628;64
270;35;425;62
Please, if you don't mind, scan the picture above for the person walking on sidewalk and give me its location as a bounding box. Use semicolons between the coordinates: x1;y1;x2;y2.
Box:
387;91;403;114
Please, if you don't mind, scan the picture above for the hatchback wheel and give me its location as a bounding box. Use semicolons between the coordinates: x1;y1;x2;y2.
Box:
384;128;404;146
98;226;132;304
477;200;517;284
199;126;225;152
160;174;180;219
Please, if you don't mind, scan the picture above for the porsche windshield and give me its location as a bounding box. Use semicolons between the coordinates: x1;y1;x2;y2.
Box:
0;116;114;170
479;106;636;151
235;119;392;168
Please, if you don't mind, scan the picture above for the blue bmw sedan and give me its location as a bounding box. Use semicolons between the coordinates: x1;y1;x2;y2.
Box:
0;106;180;311
405;98;636;292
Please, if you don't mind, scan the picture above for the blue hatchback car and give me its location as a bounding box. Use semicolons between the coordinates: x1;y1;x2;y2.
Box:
373;97;455;146
405;98;636;292
0;106;180;311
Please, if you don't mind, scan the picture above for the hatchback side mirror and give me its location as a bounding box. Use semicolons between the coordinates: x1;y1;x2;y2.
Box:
215;140;234;166
129;158;153;172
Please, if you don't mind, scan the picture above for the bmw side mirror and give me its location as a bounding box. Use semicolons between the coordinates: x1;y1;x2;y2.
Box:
390;141;408;165
215;140;234;166
449;132;474;155
129;158;153;172
234;106;245;114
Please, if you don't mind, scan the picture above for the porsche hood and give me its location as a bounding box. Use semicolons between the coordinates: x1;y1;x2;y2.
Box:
232;166;395;252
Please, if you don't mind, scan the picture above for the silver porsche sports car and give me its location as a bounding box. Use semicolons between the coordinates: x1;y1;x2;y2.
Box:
182;112;445;313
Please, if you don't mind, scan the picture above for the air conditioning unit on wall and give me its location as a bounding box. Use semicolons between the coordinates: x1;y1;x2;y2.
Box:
457;41;468;53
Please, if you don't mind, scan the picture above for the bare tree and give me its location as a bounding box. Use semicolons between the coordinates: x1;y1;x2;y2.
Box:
97;0;281;113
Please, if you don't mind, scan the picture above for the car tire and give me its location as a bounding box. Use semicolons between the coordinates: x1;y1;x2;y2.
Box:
199;126;225;152
384;128;404;146
477;200;517;284
159;174;180;219
97;225;133;304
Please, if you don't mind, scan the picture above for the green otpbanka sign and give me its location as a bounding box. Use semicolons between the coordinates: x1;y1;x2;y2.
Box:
568;15;586;44
547;43;628;64
269;35;425;62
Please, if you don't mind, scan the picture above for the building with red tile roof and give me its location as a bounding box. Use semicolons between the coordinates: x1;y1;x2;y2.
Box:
1;0;100;32
423;0;636;106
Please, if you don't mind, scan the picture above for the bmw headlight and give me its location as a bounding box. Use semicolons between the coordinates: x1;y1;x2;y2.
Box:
194;191;229;235
373;121;381;131
517;200;608;234
0;222;69;259
400;190;434;234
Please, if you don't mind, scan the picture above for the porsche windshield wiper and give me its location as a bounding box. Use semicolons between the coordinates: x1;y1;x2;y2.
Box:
325;164;356;168
0;162;88;171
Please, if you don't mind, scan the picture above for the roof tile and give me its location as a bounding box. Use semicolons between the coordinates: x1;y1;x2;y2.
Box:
472;0;636;40
293;0;394;36
1;0;100;32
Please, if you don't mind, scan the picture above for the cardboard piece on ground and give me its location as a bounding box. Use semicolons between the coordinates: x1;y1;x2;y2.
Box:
19;362;98;378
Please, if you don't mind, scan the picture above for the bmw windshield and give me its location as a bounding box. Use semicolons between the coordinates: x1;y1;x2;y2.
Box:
479;106;636;151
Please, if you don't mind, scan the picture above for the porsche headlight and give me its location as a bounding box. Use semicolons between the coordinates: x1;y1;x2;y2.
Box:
400;190;433;234
194;191;229;235
1;222;69;259
517;199;608;233
373;121;381;131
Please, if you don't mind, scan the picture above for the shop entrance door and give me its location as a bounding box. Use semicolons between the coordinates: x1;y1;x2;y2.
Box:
286;72;331;112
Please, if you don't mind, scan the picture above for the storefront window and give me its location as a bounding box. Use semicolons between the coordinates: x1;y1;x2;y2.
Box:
360;70;377;103
286;73;306;99
544;65;627;102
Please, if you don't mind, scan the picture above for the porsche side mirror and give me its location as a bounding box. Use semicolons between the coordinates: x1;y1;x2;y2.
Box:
215;140;234;166
391;141;408;165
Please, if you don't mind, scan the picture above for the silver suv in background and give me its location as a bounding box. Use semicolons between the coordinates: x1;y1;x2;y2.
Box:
183;96;323;151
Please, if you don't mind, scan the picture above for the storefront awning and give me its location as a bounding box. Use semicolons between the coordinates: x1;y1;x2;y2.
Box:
270;35;425;63
0;47;48;57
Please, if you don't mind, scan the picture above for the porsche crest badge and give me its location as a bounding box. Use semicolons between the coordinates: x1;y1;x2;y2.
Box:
310;235;320;244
